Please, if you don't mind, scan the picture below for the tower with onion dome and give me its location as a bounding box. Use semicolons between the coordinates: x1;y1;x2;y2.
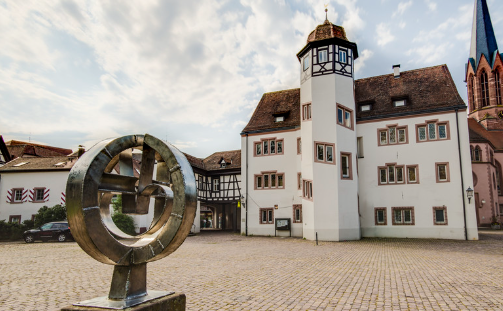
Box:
296;11;360;241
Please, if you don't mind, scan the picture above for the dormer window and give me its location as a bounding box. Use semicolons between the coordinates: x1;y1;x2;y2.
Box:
220;159;226;168
393;99;407;107
303;56;309;71
360;104;371;112
275;116;284;123
13;162;28;167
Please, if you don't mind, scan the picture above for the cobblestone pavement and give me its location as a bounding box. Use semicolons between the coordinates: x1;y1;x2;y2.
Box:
1;231;503;311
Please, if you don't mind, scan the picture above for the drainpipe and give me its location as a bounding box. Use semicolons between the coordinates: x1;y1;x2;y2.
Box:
245;134;249;236
455;108;468;241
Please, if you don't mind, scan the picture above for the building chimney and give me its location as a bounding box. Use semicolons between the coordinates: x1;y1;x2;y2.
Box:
393;64;401;78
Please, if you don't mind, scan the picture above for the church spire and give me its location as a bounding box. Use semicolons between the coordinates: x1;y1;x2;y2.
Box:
469;0;499;68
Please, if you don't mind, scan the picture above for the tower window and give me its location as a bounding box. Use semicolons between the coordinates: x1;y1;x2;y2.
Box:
496;70;502;106
339;50;347;63
481;70;489;107
303;56;310;71
469;74;476;111
318;50;328;63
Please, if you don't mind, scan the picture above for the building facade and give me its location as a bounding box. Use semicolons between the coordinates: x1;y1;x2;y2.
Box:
241;17;478;241
466;0;503;227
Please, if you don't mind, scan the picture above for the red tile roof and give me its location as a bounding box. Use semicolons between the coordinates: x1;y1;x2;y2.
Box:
242;88;300;133
242;65;466;133
0;156;77;172
6;140;73;159
307;20;348;43
468;118;503;150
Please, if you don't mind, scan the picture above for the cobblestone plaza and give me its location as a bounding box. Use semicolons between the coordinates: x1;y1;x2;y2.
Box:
1;231;503;310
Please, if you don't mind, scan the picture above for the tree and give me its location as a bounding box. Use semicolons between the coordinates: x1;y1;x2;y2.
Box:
111;195;136;236
33;204;67;228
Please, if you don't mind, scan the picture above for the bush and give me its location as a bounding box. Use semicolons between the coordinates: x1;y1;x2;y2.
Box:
0;220;30;241
111;195;136;236
33;205;67;228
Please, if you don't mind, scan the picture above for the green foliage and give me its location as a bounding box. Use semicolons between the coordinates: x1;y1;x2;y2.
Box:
0;220;30;241
34;205;67;228
111;195;136;236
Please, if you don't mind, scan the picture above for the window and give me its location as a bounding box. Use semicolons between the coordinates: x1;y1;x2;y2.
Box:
378;125;408;146
274;116;284;122
255;172;285;190
254;138;284;156
490;150;494;164
392;207;414;225
297;138;301;155
375;208;387;225
303;55;310;71
297;173;302;190
260;208;274;224
9;215;21;224
198;175;203;190
474;146;482;161
433;206;448;225
360;104;371;111
318;49;328;63
302;179;313;200
469;74;476;111
416;120;449;142
293;204;302;223
220;160;226;168
496;70;502;106
481;70;489;107
35;188;45;202
9;188;24;203
393;99;406;107
337;104;353;130
212;178;220;192
302;103;312;120
315;142;335;164
407;165;419;183
339;50;347;63
378;164;407;185
340;152;352;180
436;163;450;183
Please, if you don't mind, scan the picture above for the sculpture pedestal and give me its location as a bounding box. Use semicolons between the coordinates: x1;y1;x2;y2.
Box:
60;292;185;311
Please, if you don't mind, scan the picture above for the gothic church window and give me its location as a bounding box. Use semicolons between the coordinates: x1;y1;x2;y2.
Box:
496;69;502;106
481;70;490;107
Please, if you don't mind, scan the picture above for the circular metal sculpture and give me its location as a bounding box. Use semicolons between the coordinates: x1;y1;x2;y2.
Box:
66;134;196;308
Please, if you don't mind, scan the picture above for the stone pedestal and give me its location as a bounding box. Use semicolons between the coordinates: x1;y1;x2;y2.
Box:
60;292;185;311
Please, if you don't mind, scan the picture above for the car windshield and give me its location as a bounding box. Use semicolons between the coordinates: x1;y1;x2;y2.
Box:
41;223;53;230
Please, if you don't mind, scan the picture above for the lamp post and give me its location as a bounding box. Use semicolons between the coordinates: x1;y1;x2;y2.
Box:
466;187;474;203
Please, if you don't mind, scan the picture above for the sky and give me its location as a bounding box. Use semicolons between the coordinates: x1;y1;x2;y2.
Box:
0;0;502;158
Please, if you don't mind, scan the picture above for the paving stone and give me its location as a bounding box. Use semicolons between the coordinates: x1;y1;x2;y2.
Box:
1;231;503;310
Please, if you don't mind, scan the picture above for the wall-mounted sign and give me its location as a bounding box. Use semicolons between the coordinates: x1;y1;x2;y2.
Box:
275;218;290;230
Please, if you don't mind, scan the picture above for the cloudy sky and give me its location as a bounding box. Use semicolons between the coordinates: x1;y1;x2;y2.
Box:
0;0;502;158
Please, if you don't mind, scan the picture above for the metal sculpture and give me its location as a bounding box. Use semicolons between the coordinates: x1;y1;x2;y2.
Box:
66;134;196;309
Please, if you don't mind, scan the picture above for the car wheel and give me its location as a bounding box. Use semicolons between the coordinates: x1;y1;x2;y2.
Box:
24;235;34;243
57;233;67;242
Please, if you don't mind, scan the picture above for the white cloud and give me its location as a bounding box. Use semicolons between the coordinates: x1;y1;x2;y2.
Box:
376;23;395;46
424;0;437;12
399;21;406;29
392;1;413;17
354;49;374;73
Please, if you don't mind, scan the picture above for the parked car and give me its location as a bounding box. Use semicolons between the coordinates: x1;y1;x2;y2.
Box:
23;221;73;243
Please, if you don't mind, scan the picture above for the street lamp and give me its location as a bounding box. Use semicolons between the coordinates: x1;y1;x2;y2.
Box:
466;187;474;203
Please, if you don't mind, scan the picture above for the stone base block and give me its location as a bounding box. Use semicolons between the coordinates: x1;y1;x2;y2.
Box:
60;292;185;311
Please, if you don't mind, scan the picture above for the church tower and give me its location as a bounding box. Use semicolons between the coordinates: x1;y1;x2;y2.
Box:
296;12;360;241
466;0;503;130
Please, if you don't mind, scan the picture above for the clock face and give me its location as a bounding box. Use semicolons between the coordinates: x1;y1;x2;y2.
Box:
499;111;503;119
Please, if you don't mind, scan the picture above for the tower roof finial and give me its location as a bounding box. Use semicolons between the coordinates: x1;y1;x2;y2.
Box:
324;3;329;23
469;0;499;68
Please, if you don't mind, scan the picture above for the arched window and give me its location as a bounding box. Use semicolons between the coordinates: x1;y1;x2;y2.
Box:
496;69;502;106
469;74;476;111
474;146;482;161
470;146;474;161
481;70;490;107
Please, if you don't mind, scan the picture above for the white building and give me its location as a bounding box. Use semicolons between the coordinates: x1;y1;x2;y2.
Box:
240;18;478;241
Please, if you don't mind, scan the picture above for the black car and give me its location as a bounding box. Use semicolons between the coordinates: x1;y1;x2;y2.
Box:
23;221;73;243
